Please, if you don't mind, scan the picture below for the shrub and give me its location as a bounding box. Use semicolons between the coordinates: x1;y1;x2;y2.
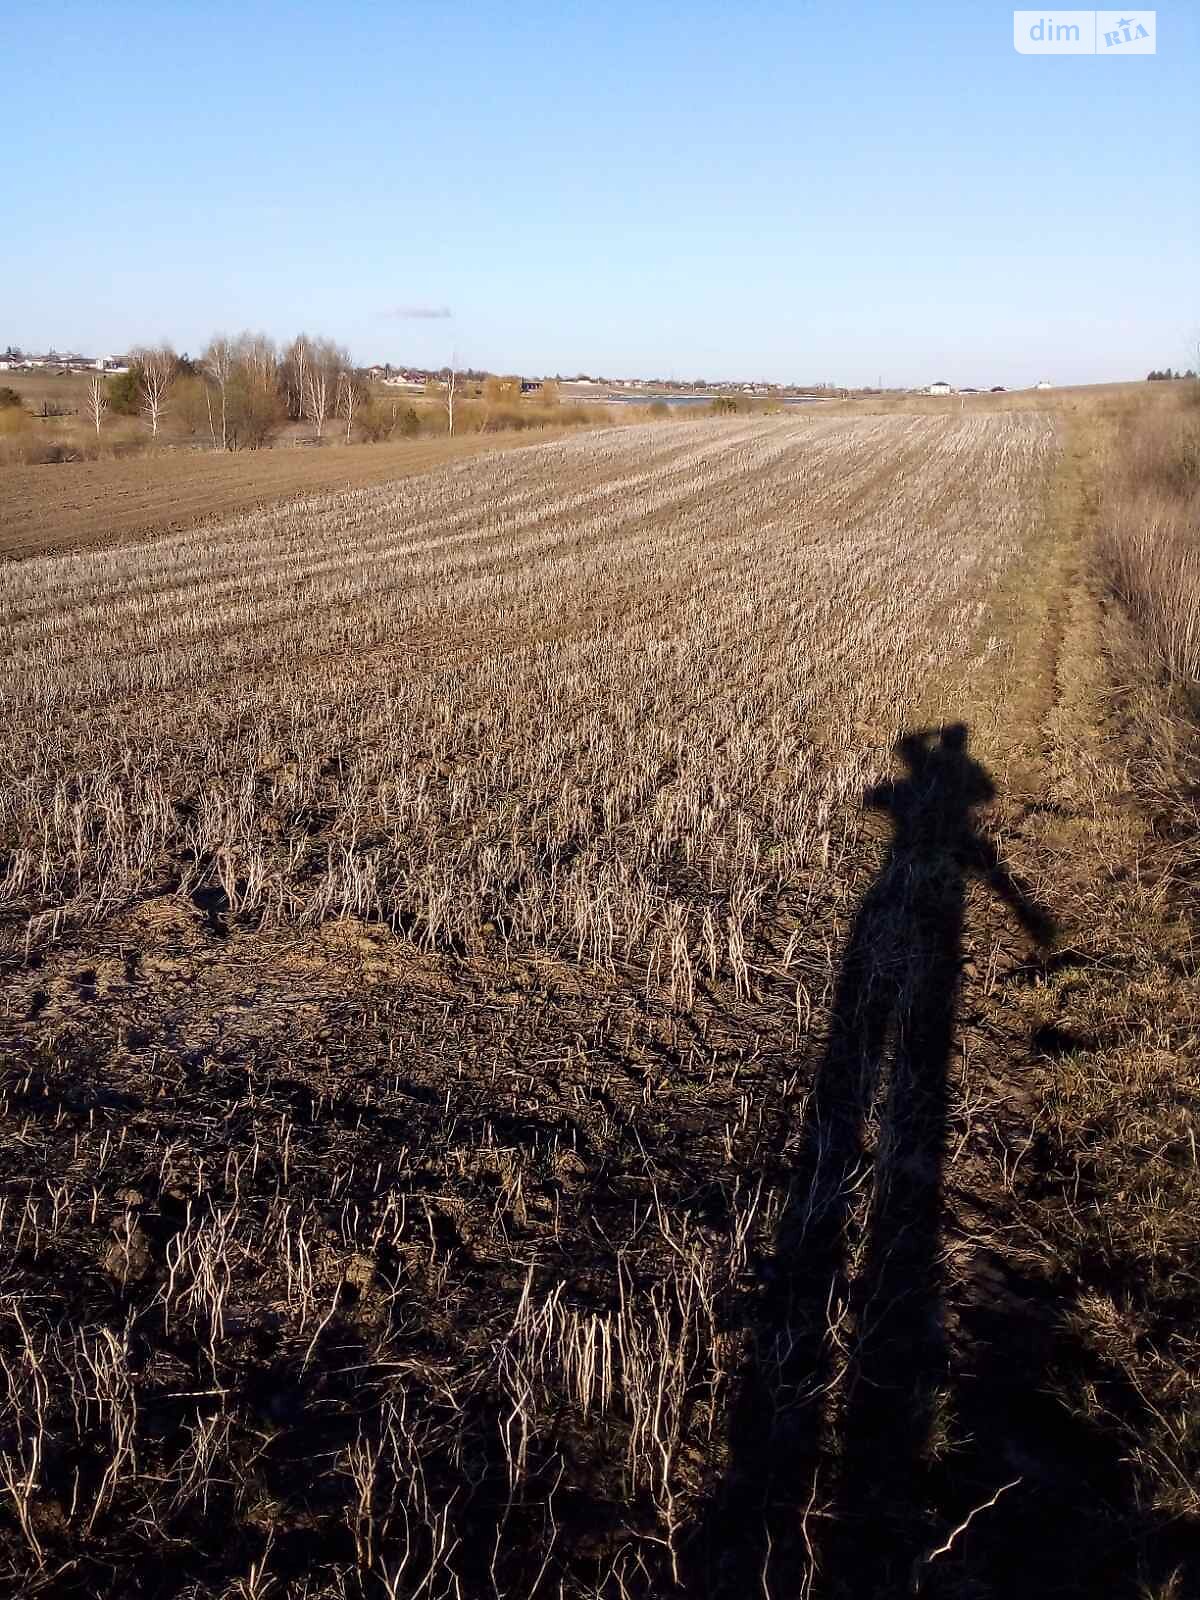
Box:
0;385;23;410
475;403;528;432
106;369;141;416
0;405;31;439
225;368;286;449
482;376;523;406
173;375;213;439
357;399;405;443
0;413;83;464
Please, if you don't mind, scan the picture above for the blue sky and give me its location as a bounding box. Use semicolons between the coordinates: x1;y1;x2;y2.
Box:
6;1;1197;385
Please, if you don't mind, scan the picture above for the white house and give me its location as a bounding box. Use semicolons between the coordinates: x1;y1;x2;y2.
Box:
1035;379;1053;390
926;380;953;395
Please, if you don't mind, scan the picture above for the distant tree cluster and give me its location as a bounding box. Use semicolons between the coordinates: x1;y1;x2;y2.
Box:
5;336;595;453
103;333;379;449
1147;368;1198;381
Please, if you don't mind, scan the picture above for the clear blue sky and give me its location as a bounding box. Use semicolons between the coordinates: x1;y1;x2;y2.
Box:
6;1;1197;386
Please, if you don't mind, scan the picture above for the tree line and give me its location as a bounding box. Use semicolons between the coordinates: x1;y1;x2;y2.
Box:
93;335;423;448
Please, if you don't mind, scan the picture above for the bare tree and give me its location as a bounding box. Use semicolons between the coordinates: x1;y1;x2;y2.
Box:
284;335;310;422
338;367;365;443
202;336;234;451
85;375;108;436
435;356;459;437
304;339;349;441
225;334;285;450
133;345;177;437
196;333;284;451
238;332;278;387
306;366;331;440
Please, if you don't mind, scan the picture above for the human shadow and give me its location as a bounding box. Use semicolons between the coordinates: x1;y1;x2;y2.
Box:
704;723;1058;1597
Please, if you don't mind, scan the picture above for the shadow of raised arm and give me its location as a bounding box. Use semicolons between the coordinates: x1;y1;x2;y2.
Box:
973;833;1057;947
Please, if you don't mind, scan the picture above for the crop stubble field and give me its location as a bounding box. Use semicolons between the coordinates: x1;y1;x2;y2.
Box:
0;429;580;563
0;413;1100;1598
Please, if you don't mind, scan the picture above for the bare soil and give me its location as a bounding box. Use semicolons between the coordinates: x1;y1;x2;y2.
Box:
0;429;573;561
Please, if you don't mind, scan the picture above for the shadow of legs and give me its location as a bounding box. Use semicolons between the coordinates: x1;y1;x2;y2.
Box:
833;903;958;1594
706;891;898;1596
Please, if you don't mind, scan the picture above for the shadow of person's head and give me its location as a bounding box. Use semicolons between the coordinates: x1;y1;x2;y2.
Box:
887;722;995;816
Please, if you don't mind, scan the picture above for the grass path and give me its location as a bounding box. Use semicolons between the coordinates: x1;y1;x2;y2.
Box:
904;404;1200;1597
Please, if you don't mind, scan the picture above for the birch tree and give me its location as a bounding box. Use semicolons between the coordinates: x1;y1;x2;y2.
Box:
238;333;278;388
284;335;310;421
338;367;365;443
133;345;177;437
306;364;332;440
304;339;349;441
202;335;233;450
85;375;108;436
435;359;458;437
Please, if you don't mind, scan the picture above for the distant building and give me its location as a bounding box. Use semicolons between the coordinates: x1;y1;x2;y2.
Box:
926;380;953;395
520;379;543;394
31;351;96;370
1035;379;1053;390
